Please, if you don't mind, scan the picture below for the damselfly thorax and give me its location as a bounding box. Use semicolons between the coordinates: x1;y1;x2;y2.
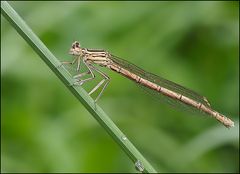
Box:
69;42;112;67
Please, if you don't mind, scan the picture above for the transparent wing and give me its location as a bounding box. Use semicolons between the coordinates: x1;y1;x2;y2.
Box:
109;54;211;112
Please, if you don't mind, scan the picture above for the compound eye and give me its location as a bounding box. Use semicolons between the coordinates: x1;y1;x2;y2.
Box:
71;41;80;49
72;42;76;48
75;41;80;48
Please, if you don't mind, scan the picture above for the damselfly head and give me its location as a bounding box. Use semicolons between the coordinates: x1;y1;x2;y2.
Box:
69;41;81;56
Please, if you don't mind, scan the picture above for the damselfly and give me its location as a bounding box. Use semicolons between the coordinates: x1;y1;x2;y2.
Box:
60;41;234;128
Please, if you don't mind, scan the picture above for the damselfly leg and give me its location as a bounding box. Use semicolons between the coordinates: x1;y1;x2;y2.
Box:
61;56;78;68
73;63;110;102
72;60;95;86
88;64;110;102
62;57;110;102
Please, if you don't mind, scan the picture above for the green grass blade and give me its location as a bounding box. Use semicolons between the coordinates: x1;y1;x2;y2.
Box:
1;1;157;173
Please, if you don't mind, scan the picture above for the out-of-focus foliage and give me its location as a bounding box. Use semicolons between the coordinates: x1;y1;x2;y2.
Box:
1;1;239;173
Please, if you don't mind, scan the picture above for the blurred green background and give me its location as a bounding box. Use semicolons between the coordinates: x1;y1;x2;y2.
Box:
1;1;239;173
